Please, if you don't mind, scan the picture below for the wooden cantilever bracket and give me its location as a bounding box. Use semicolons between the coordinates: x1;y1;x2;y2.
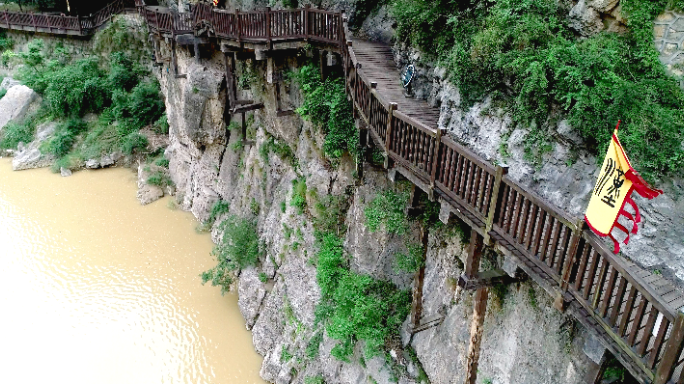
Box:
458;270;515;290
231;103;264;115
408;314;445;335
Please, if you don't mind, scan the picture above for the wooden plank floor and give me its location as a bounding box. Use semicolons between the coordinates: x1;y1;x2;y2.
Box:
351;39;441;128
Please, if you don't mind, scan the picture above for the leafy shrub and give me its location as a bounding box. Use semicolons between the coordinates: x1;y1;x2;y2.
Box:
214;215;261;269
201;215;261;294
0;88;6;100
111;81;165;129
147;171;172;188
51;152;82;173
107;52;139;91
155;156;170;168
258;272;268;283
315;234;411;361
155;114;169;134
291;64;359;160
280;346;293;362
260;134;296;166
120;132;148;155
41;119;88;158
0;120;36;150
394;242;425;274
364;190;410;235
304;376;325;384
0;30;13;52
207;200;230;226
306;331;324;358
392;0;684;181
290;178;308;214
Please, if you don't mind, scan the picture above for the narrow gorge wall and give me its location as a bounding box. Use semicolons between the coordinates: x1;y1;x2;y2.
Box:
155;38;603;384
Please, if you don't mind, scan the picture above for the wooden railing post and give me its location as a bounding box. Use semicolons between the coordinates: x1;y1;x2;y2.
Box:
483;164;509;245
384;102;398;168
31;12;36;31
4;11;10;28
429;128;443;200
560;219;586;292
265;7;271;47
77;15;82;34
655;311;684;384
304;4;310;40
369;81;377;119
236;9;242;44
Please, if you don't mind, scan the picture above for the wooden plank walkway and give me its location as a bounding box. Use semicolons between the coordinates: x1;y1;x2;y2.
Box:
350;39;441;127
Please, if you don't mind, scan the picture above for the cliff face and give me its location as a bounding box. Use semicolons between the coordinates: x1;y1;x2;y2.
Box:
156;35;600;383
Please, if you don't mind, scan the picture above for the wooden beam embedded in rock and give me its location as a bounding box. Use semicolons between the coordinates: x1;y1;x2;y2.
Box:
465;231;484;279
224;52;237;106
458;269;513;290
411;226;429;329
231;103;265;114
464;287;489;384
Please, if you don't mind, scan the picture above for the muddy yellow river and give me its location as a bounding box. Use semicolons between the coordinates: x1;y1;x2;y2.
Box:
0;159;265;384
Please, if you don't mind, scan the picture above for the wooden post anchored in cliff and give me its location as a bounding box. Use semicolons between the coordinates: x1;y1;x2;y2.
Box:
410;225;429;330
464;286;489;384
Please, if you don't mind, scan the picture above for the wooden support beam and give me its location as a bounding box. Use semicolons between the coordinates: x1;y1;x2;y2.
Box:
585;355;608;384
458;269;514;290
231;103;265;114
224;52;237;107
465;231;484;279
464;287;489;384
411;226;429;329
319;49;326;81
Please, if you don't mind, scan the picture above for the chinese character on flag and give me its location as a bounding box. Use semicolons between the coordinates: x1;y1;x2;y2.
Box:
585;121;663;254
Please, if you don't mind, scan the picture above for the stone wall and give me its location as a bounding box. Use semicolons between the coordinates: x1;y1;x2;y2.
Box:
655;10;684;77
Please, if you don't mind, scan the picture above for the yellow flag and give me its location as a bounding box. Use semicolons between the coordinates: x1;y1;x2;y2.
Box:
585;122;662;254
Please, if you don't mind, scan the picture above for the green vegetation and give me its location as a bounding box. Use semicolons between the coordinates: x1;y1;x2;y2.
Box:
306;331;324;358
406;347;430;383
0;112;43;150
394;242;425;274
0;30;13;52
41;119;88;158
280;346;293;363
528;285;538;310
312;194;349;239
205;200;230;227
290;178;308;214
290;64;359;161
314;234;411;361
201;215;261;294
258;272;268;283
0;19;163;168
304;376;325;384
146;171;172;188
260;133;297;167
0;88;6;100
364;189;410;235
392;0;684;181
154;156;170;168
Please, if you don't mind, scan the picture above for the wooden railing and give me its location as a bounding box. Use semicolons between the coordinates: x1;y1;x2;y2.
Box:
0;0;139;35
339;15;684;384
4;3;684;382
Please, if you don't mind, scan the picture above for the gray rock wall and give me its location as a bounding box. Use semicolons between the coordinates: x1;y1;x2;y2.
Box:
157;37;606;384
